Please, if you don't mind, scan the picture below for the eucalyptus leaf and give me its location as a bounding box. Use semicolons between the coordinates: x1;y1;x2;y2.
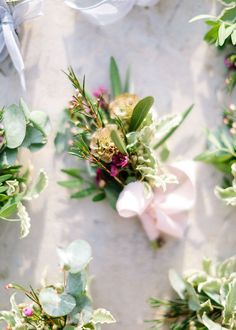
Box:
39;288;76;317
30;111;50;137
57;240;92;273
3;105;26;149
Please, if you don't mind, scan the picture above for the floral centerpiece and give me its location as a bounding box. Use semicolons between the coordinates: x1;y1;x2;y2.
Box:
0;99;49;238
0;239;115;329
149;255;236;329
55;57;195;243
196;104;236;206
191;0;236;92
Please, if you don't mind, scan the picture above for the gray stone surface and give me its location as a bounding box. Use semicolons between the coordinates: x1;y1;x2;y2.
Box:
0;0;235;329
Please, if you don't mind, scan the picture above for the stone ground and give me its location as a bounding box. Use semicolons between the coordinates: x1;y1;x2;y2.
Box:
0;0;235;329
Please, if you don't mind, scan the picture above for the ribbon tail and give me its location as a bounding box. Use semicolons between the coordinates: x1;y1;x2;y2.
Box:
2;23;25;89
139;212;160;241
156;209;187;238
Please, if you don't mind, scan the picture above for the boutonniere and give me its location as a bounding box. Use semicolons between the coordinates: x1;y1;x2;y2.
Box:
196;104;236;206
0;0;43;89
191;0;236;92
1;239;115;329
0;99;50;237
55;57;195;245
64;0;160;26
149;255;236;329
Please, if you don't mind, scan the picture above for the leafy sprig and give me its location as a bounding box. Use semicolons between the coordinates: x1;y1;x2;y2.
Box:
0;240;115;330
148;256;236;329
0;100;50;237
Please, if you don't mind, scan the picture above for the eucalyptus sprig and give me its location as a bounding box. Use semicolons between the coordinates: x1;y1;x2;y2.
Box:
196;104;236;206
191;0;236;92
0;99;50;237
148;255;236;329
0;240;116;330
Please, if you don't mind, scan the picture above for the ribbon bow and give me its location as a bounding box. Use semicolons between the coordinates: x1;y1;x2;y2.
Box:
0;0;43;89
65;0;160;26
116;161;196;241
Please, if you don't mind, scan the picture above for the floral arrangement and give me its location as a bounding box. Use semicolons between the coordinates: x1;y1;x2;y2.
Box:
148;255;236;329
55;57;195;243
0;99;49;238
191;0;236;92
0;239;115;329
196;104;236;206
64;0;160;26
0;0;43;89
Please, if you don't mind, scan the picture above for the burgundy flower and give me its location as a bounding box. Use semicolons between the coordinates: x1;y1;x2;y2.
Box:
224;54;236;70
110;165;119;177
112;153;129;168
95;168;103;186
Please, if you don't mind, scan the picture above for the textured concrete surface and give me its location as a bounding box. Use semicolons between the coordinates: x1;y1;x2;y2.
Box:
0;0;235;329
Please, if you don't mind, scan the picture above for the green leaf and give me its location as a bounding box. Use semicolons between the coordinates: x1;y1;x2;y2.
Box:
202;313;227;330
223;279;236;323
92;309;116;324
71;187;97;199
215;185;236;206
66;271;87;298
92;192;106;202
3;105;26;149
110;57;122;97
186;283;201;311
218;22;227;46
19;98;30;120
0;200;18;219
124;66;131;93
189;14;217;23
58;179;83;189
30;111;50;137
154;105;193;149
168;269;186;299
39;288;76;317
61;168;85;179
24;170;48;200
129;96;154;132
111;130;127;154
57;240;92;273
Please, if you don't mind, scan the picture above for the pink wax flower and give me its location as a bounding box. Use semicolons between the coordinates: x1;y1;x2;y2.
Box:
112;153;129;168
93;86;107;99
110;165;119;177
93;86;107;108
23;307;34;317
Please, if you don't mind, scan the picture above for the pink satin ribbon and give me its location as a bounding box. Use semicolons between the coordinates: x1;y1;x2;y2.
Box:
116;161;196;241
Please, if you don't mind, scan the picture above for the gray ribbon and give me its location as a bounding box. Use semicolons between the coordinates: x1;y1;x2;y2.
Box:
0;0;43;89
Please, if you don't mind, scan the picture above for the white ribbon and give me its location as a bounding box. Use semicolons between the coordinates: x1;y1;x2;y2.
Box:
116;161;196;241
65;0;160;26
0;0;43;89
